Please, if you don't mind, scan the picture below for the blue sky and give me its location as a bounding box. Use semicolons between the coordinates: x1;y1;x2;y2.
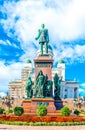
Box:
0;0;85;97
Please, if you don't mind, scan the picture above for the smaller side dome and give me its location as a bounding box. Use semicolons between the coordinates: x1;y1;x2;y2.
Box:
58;59;65;63
26;59;32;63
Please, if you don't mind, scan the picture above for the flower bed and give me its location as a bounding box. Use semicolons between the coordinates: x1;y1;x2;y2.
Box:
0;115;85;122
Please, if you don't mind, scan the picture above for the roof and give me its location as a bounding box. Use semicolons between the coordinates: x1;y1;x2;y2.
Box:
9;80;22;84
62;80;79;84
58;59;65;63
26;58;32;63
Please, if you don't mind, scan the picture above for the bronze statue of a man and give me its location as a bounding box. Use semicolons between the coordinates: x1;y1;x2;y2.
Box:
35;24;49;55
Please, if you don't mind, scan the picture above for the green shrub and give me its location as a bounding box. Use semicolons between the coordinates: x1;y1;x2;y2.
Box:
74;109;80;115
36;105;47;116
14;107;24;116
7;109;13;114
81;110;85;115
60;106;70;116
0;107;4;114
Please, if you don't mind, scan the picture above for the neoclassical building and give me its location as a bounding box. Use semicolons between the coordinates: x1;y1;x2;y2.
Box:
9;46;79;99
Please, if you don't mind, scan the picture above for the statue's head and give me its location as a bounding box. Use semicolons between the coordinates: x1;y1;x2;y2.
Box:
39;70;43;75
54;73;59;80
28;77;31;80
41;24;45;29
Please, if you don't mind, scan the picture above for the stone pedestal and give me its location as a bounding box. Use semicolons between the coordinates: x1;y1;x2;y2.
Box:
31;98;56;113
22;98;56;114
54;100;63;110
22;100;31;113
34;55;53;80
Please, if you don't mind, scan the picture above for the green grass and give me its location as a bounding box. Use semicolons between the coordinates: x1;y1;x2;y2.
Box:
0;120;85;126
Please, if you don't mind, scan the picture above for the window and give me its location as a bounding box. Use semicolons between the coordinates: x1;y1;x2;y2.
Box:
65;89;67;92
64;94;67;98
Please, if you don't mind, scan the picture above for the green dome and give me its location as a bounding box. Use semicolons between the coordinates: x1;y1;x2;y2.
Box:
26;59;32;63
58;59;65;63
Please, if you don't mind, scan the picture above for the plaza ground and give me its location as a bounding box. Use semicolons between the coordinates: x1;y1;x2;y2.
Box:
0;125;85;130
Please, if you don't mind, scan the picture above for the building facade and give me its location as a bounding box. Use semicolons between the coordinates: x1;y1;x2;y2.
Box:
9;57;79;99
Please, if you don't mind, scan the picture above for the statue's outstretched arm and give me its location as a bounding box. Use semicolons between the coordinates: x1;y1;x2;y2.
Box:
35;29;41;40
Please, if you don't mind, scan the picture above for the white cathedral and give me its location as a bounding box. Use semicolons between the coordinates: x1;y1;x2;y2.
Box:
9;45;79;99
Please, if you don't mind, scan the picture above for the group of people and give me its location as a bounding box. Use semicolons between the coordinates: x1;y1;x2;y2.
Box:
25;70;53;98
25;70;62;100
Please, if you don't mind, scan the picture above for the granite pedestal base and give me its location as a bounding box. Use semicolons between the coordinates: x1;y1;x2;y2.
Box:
22;98;56;114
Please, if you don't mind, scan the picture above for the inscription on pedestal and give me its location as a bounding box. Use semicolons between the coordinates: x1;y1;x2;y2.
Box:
37;102;49;106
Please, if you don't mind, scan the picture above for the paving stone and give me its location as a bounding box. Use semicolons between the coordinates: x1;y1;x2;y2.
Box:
0;125;85;130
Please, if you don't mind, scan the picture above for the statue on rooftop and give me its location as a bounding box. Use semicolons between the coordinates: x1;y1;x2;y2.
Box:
35;24;49;55
53;73;62;100
25;76;33;99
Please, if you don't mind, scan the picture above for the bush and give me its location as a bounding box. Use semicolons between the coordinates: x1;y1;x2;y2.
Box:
74;109;80;115
7;109;13;114
0;107;4;114
36;105;47;116
81;110;85;115
14;107;24;116
60;106;70;116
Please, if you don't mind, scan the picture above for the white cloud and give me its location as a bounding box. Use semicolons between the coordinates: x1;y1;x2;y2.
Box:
79;83;85;93
80;83;85;87
0;61;23;91
0;39;19;48
0;92;6;97
1;0;85;94
0;40;7;45
79;83;85;96
53;44;85;64
1;0;85;63
20;47;37;62
79;88;83;93
75;45;85;56
6;40;12;46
